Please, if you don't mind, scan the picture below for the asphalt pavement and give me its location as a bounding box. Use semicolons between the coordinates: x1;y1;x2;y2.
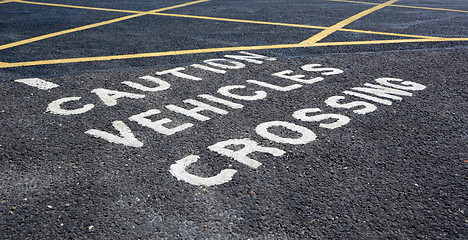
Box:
1;0;467;239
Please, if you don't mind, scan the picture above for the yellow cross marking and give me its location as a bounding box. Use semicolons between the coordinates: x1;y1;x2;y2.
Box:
0;0;466;68
153;12;443;40
0;0;444;51
11;0;443;40
0;0;211;50
300;0;400;45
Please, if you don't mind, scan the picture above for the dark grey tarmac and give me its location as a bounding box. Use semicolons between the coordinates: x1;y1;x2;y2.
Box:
1;0;467;239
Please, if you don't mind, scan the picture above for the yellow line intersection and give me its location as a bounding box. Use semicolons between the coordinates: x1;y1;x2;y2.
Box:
3;0;444;42
0;0;211;50
153;12;443;40
300;0;401;45
0;0;466;68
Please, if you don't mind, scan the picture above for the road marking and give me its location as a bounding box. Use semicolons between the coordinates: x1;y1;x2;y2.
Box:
314;38;468;46
16;0;141;14
158;61;427;186
14;78;59;90
85;121;144;148
0;44;302;68
337;27;442;40
7;1;442;41
0;0;465;69
293;108;351;129
170;155;238;186
300;0;400;45
46;97;95;115
0;0;444;56
153;13;442;40
1;37;467;68
8;52;430;186
329;0;468;13
256;121;317;145
0;0;16;4
0;0;210;50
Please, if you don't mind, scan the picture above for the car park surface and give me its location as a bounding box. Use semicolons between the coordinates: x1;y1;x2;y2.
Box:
1;0;467;238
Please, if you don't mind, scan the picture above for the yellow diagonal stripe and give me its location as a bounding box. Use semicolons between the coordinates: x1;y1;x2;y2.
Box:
153;12;442;40
300;0;400;45
1;37;467;68
0;0;210;50
0;0;441;54
12;0;443;40
314;37;468;46
16;0;140;14
0;0;17;4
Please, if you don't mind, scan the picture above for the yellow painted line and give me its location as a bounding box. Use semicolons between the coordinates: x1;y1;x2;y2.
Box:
0;0;17;4
0;0;210;50
391;4;468;13
337;27;442;39
330;0;374;5
16;0;141;14
314;38;468;46
329;0;468;13
0;62;11;68
300;0;400;45
154;12;328;30
0;44;303;68
1;37;467;68
8;0;442;40
154;12;442;40
9;0;442;40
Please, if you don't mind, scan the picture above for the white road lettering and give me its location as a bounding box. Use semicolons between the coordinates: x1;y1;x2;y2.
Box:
352;83;413;101
301;64;344;75
85;121;143;147
28;51;429;186
255;121;317;145
156;67;202;81
91;88;145;106
15;78;59;90
224;51;276;64
218;85;267;101
343;90;393;105
375;78;426;91
198;94;244;109
46;97;94;115
169;155;237;187
247;79;302;92
325;96;377;114
129;109;193;135
166;99;228;121
293;108;350;129
204;59;246;69
208;138;285;169
122;76;170;92
272;70;323;84
191;64;227;74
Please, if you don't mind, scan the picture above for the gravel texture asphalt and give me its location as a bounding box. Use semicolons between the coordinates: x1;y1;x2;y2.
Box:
1;0;467;239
